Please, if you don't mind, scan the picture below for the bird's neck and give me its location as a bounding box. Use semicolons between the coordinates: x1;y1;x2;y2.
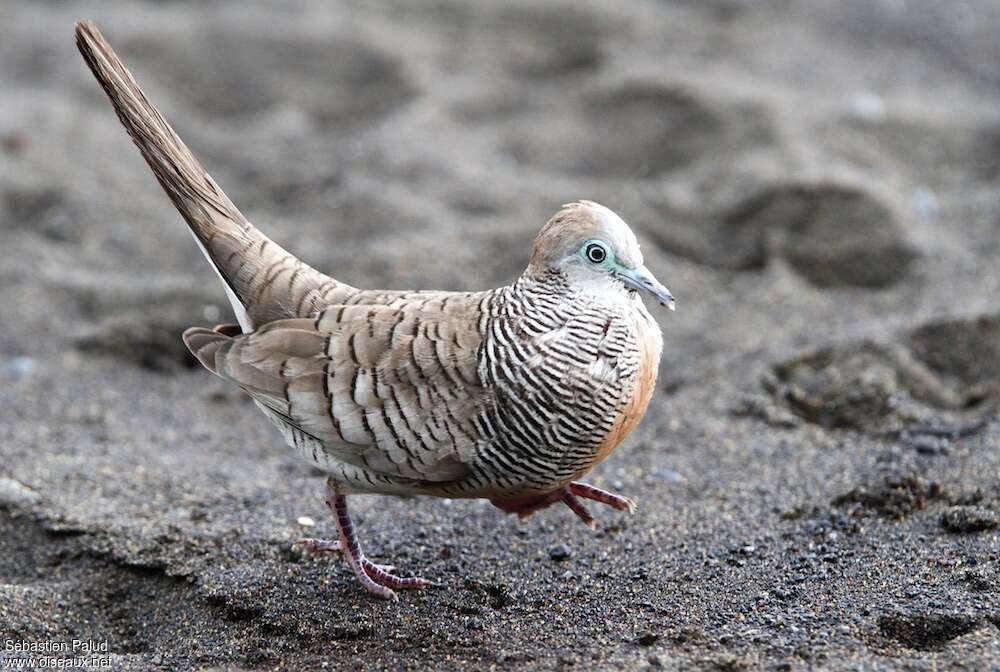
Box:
514;267;570;298
515;267;635;311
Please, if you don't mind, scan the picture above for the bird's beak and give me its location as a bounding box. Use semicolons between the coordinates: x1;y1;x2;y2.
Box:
617;265;676;311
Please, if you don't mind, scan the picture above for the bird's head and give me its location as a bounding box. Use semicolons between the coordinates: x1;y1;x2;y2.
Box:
527;201;675;311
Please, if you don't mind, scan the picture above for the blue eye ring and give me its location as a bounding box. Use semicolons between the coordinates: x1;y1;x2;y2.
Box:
584;241;609;264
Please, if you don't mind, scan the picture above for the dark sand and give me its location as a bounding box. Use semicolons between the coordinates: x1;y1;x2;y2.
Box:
1;1;998;669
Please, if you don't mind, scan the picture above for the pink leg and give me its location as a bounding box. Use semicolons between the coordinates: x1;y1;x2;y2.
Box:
561;492;595;528
567;482;637;513
295;539;399;577
490;481;635;527
295;480;431;600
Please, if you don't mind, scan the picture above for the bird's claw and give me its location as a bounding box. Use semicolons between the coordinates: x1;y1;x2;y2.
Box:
295;536;429;598
568;482;637;514
295;537;342;555
492;481;636;527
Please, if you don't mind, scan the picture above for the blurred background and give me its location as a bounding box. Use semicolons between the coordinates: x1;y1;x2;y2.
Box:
1;1;998;670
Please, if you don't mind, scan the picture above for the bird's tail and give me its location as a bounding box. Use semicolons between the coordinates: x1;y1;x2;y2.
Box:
74;21;343;331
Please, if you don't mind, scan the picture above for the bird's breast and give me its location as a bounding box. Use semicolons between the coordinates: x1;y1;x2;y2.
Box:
473;290;663;496
583;302;663;473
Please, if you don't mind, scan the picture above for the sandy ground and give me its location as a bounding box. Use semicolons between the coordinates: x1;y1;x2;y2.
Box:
1;1;999;670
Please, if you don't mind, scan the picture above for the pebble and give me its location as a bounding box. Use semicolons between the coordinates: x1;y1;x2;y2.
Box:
911;186;939;220
0;477;41;508
940;506;999;533
904;433;949;455
637;632;659;647
656;468;685;484
4;357;35;380
297;516;316;527
549;544;572;561
847;91;886;122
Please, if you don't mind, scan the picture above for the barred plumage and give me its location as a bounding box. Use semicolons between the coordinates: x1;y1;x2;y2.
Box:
76;20;672;600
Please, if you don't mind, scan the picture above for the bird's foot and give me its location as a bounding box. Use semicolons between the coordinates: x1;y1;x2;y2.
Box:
300;483;433;600
294;537;399;576
295;537;342;555
566;482;637;514
490;481;636;528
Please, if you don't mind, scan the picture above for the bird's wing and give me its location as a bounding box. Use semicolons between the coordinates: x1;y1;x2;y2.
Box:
187;299;488;483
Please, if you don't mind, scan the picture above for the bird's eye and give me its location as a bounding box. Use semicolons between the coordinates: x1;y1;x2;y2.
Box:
585;242;608;264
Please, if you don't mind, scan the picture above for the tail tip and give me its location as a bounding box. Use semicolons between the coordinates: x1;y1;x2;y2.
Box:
74;20;98;43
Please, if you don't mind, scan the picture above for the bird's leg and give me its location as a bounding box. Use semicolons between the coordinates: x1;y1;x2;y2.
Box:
490;481;634;528
295;538;398;575
566;482;637;513
295;479;431;600
328;491;397;600
560;492;595;528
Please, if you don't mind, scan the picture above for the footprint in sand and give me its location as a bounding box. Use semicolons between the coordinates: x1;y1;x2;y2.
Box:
503;82;774;178
119;29;416;129
2;185;80;243
835;112;1000;183
429;3;606;80
648;183;918;288
764;314;1000;433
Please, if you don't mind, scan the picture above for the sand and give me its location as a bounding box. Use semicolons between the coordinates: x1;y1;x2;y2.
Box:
1;1;998;669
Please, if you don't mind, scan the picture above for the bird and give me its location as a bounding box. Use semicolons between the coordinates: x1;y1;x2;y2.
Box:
75;20;675;600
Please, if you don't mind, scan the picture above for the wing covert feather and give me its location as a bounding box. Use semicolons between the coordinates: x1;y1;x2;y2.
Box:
212;301;486;482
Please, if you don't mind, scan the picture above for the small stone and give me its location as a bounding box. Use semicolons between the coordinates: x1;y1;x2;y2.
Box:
673;625;705;643
5;356;35;380
637;632;659;646
911;186;939;220
0;477;41;508
656;468;685;484
941;506;999;533
847;91;886;123
905;433;949;455
549;544;572;561
297;516;316;527
189;507;208;522
963;570;991;592
648;653;667;668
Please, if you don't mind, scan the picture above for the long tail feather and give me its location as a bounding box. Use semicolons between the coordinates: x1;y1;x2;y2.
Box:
74;20;348;330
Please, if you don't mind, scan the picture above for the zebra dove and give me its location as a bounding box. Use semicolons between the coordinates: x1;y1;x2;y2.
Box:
75;21;675;600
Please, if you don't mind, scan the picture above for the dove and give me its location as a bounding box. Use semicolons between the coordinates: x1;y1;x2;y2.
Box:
75;20;675;600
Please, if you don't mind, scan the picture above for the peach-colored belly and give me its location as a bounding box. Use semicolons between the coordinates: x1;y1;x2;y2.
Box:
577;308;662;478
